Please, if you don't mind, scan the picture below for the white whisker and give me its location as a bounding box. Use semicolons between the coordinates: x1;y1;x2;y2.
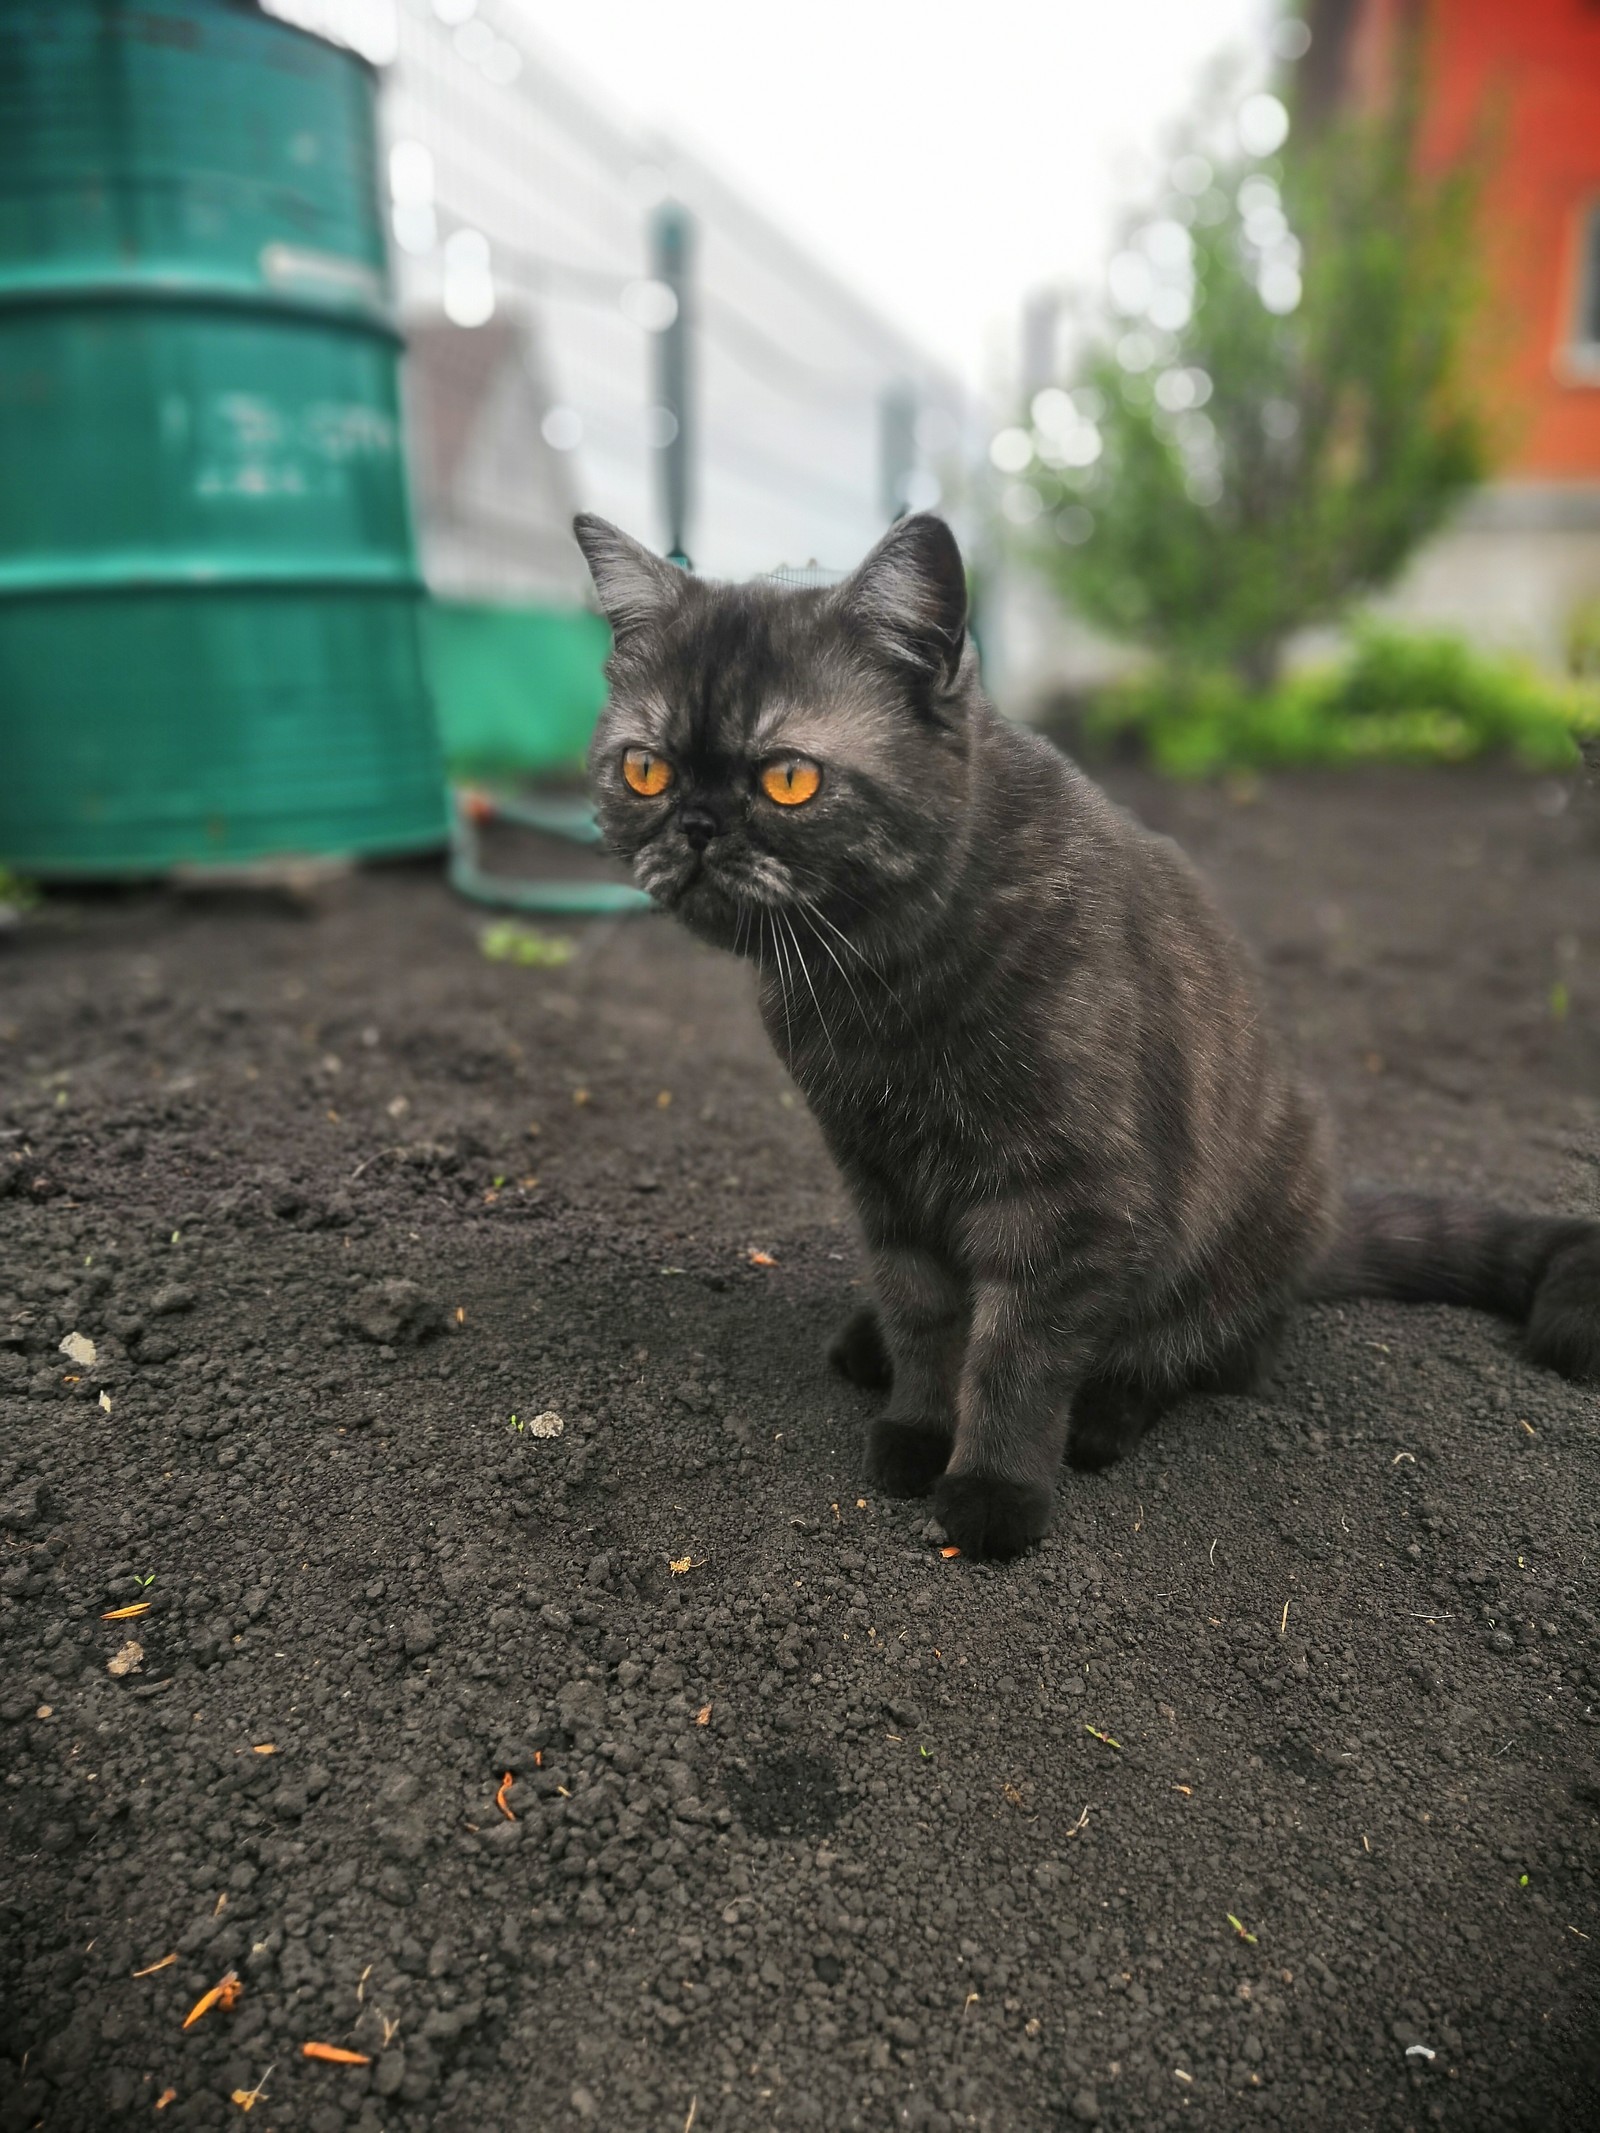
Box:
766;910;794;1061
785;907;841;1075
795;899;875;1040
798;893;898;1006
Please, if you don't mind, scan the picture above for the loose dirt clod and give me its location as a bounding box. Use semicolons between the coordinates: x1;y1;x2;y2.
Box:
343;1278;446;1346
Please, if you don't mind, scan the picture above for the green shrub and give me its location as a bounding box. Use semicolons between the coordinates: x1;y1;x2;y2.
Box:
1568;596;1600;683
1080;628;1600;777
1026;35;1490;688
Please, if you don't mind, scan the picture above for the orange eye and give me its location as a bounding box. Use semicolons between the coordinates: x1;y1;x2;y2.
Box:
760;757;822;807
622;748;672;798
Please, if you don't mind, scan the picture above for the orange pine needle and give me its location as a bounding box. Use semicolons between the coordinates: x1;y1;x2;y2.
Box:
156;2089;177;2110
102;1602;152;1620
182;1971;241;2029
495;1771;515;1822
939;1546;961;1558
302;2042;371;2066
132;1952;177;1978
747;1249;776;1268
533;1749;543;1768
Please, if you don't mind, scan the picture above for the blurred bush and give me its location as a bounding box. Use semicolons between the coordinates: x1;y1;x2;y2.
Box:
1025;34;1491;689
1568;596;1600;685
1077;628;1600;777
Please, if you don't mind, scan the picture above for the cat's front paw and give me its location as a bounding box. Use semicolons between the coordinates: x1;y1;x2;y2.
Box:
933;1472;1053;1561
865;1417;952;1497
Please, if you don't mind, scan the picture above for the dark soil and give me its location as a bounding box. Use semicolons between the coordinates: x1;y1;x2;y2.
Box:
2;766;1598;2133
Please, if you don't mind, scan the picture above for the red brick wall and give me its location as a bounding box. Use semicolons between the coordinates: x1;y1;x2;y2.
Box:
1340;0;1600;479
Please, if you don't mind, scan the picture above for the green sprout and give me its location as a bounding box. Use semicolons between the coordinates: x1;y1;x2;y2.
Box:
0;866;40;915
479;922;576;969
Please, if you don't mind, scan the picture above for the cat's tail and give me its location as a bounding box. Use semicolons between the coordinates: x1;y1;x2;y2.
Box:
1312;1189;1600;1381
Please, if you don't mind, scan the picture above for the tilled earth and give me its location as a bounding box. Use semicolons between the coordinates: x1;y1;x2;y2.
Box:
2;765;1598;2133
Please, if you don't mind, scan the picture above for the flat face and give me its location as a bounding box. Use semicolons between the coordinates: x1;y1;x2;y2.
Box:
589;573;964;955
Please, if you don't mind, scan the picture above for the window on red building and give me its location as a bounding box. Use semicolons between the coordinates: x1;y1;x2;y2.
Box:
1577;201;1600;369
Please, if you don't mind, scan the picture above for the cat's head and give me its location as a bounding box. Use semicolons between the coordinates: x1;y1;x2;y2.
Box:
575;512;974;954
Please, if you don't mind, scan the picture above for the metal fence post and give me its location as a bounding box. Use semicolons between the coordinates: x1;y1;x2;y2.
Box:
652;202;693;566
878;380;917;523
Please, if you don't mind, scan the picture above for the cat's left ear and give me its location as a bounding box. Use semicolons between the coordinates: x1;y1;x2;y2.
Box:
837;513;967;686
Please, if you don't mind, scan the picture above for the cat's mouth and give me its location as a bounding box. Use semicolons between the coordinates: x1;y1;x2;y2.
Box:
634;841;794;947
649;857;777;952
649;853;739;912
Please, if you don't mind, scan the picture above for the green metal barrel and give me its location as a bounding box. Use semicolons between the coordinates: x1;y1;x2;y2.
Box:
0;0;445;876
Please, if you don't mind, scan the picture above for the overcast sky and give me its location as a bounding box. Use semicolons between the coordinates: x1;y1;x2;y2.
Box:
508;0;1276;390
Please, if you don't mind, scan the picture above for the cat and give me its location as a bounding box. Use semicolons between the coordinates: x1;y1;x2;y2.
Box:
575;510;1600;1561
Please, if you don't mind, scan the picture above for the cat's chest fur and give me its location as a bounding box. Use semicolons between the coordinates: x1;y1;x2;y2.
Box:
758;959;1039;1223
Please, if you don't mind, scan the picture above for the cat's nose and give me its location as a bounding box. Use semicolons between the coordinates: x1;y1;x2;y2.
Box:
679;804;720;852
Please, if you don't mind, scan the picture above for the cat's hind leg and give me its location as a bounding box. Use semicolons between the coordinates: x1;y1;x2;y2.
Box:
827;1301;893;1392
1186;1315;1286;1397
1065;1375;1168;1472
1067;1312;1286;1472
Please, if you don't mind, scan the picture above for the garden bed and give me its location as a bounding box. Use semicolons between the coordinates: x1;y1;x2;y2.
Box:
2;765;1597;2132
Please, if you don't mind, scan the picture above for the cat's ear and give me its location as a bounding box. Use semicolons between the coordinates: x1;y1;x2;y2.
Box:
837;513;967;685
573;515;684;638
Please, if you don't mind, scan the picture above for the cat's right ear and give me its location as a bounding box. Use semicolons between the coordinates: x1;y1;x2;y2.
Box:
573;516;684;638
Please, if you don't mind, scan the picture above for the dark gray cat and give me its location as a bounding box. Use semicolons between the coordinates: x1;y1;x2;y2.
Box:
576;511;1600;1560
